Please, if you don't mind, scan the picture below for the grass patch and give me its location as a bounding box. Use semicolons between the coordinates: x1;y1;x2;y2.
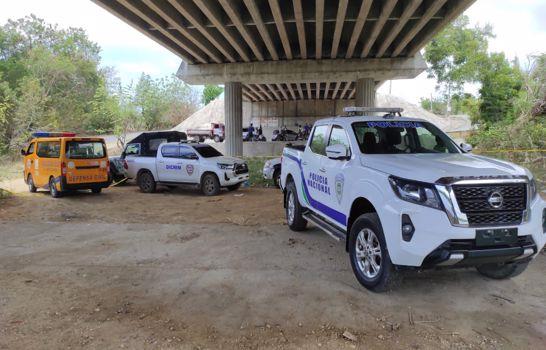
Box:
0;188;12;199
244;157;276;188
0;158;23;182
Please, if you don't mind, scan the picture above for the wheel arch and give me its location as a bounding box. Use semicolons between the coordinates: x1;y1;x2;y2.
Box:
283;173;295;208
200;171;219;185
136;168;154;180
346;197;378;252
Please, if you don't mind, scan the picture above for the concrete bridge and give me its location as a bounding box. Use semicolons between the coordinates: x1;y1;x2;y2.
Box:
92;0;476;156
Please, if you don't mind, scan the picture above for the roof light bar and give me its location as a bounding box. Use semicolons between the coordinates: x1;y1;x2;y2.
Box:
343;107;404;116
32;132;77;138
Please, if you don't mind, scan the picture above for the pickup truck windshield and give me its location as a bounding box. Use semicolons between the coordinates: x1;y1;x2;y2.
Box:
66;141;106;159
194;145;223;158
352;121;459;154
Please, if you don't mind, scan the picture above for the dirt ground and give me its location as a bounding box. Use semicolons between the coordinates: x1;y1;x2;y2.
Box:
1;182;546;349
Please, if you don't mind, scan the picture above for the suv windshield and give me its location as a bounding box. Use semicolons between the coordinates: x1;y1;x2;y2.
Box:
352;121;459;154
66;141;106;159
194;145;222;158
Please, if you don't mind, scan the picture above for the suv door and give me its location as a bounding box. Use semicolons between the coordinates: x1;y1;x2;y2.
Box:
301;124;331;215
322;125;352;227
157;145;182;182
24;142;36;183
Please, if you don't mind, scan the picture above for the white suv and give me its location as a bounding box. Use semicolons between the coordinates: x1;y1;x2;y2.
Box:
281;107;545;292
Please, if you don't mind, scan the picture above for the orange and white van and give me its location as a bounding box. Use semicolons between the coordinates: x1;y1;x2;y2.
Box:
22;132;111;197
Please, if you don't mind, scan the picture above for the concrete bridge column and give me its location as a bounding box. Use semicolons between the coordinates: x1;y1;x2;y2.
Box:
224;82;243;157
355;78;376;107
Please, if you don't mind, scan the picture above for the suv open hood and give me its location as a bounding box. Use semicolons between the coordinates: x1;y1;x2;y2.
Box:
362;153;529;183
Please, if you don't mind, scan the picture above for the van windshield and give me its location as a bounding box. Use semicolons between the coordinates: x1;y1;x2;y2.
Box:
352;121;460;154
66;141;106;159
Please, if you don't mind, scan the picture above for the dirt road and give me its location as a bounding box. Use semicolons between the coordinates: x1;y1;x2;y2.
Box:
1;185;545;349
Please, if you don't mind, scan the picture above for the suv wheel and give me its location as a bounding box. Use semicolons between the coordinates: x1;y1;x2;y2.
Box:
138;171;156;193
476;262;529;279
49;177;61;198
201;173;220;196
285;181;307;231
349;213;398;292
27;174;37;193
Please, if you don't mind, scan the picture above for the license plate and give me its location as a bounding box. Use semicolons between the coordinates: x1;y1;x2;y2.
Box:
475;228;518;246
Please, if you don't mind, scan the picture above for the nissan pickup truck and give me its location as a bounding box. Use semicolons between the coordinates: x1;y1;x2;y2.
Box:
125;142;249;196
281;107;546;292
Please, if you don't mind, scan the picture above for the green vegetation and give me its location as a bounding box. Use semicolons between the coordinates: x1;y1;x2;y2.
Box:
244;157;271;188
0;158;22;182
0;15;200;156
202;84;223;105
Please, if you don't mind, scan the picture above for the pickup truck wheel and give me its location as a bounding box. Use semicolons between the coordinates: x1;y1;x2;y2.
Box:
201;173;220;196
476;262;529;279
285;181;307;231
273;169;281;188
349;213;397;292
138;172;156;193
49;177;62;198
27;174;37;193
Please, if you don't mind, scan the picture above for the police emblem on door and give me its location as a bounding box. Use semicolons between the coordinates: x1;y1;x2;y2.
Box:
186;164;194;175
335;173;344;204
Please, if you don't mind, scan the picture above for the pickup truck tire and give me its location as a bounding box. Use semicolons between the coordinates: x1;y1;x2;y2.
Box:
285;181;307;231
27;174;37;193
227;183;241;191
273;168;281;188
137;171;156;193
476;262;529;279
201;173;220;196
349;213;398;292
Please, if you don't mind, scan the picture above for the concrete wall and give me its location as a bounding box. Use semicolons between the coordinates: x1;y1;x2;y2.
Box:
209;140;306;157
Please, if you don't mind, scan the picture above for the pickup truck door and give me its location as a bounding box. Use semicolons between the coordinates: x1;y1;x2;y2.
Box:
176;145;200;183
321;125;353;227
301;124;333;217
156;145;183;182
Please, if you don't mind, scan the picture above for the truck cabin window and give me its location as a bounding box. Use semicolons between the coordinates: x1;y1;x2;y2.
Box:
352;121;459;154
66;141;106;159
36;141;61;158
309;125;329;155
194;145;222;158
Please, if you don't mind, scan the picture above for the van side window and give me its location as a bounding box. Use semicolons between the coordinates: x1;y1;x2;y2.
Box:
37;142;60;158
328;125;351;155
27;142;35;155
309;125;329;155
161;145;179;158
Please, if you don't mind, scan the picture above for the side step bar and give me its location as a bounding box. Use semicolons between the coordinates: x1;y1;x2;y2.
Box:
303;211;346;241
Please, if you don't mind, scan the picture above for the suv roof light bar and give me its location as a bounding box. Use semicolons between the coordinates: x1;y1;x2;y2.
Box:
343;107;404;118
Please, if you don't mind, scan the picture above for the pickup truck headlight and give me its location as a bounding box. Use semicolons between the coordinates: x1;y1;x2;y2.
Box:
389;176;443;210
529;177;538;200
217;163;234;170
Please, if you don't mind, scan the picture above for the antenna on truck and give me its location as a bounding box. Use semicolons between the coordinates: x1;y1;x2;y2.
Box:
343;107;404;118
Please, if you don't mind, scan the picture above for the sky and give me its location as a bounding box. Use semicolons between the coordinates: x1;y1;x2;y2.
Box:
1;0;545;104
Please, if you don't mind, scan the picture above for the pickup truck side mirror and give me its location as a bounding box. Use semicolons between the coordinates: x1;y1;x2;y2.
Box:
20;149;27;156
460;143;473;153
325;144;350;160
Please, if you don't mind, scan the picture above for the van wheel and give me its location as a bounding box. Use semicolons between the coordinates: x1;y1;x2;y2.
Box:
27;174;37;193
285;181;307;231
201;173;220;196
138;171;156;193
91;188;102;194
476;262;529;279
349;213;398;292
49;177;62;198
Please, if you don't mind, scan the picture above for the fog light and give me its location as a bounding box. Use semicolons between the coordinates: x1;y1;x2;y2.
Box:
401;214;415;242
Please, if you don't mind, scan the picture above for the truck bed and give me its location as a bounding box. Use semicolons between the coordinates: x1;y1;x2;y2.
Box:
285;144;306;151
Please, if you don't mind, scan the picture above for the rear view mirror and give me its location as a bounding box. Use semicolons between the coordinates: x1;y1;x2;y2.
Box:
460;143;473;153
326;144;349;160
20;149;27;156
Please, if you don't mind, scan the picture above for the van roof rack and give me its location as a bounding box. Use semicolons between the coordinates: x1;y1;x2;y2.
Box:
343;107;404;118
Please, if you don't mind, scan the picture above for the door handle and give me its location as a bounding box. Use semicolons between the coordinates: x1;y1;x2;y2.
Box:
319;167;326;173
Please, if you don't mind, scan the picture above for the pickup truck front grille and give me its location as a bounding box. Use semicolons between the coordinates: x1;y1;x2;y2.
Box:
452;183;527;226
234;163;248;175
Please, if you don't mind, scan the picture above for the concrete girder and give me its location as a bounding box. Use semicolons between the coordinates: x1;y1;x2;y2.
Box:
296;84;304;100
268;0;292;60
345;0;373;59
315;0;324;59
331;82;341;100
276;84;290;101
257;84;274;101
361;0;398;58
243;0;279;61
178;54;427;86
306;83;312;100
293;0;306;59
376;0;423;58
244;84;266;101
330;0;348;59
266;84;282;101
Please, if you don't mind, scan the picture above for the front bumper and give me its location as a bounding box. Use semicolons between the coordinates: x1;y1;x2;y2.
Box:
381;195;546;267
219;170;249;186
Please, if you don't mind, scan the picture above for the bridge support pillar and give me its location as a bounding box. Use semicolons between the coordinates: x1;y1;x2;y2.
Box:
224;82;243;157
355;78;376;107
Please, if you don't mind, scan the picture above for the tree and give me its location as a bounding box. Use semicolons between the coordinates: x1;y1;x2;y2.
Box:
202;84;223;105
424;15;493;114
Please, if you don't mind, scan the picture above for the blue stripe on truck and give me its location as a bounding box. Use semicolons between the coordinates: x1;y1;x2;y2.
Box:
284;153;347;226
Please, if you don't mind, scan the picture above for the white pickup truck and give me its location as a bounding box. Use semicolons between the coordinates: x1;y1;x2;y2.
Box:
125;142;249;196
281;107;545;292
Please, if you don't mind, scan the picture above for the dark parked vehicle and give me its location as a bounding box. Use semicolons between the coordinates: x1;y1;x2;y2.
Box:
272;129;299;141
